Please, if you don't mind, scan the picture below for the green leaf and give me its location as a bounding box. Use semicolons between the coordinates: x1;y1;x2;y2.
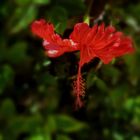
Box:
7;42;29;64
0;65;14;94
0;134;3;140
15;0;31;6
86;71;96;88
101;65;121;85
0;99;16;118
126;16;140;31
54;0;85;16
127;4;140;24
124;53;140;86
123;98;135;112
56;134;71;140
10;5;37;33
15;0;50;5
0;37;7;62
28;134;44;140
132;136;140;140
33;0;50;5
135;96;140;106
96;77;108;92
109;85;128;109
47;6;68;34
55;115;86;133
9;115;42;134
29;135;44;140
113;132;124;140
45;115;56;133
27;132;52;140
45;133;52;140
132;115;140;126
0;39;29;65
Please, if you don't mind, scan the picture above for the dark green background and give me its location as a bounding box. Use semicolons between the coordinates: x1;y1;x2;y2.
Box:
0;0;140;139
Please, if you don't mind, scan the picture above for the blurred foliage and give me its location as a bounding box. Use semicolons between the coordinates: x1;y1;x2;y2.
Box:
0;0;140;140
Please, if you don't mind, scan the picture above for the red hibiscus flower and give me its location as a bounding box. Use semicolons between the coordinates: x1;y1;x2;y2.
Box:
31;19;134;108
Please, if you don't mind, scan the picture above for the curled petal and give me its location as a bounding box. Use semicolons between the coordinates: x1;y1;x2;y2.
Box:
70;23;134;66
31;19;79;57
31;19;54;41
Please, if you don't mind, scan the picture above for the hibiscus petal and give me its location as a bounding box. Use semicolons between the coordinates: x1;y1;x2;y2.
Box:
92;36;134;64
71;23;134;65
31;19;55;41
31;19;79;57
84;24;98;44
70;23;89;43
